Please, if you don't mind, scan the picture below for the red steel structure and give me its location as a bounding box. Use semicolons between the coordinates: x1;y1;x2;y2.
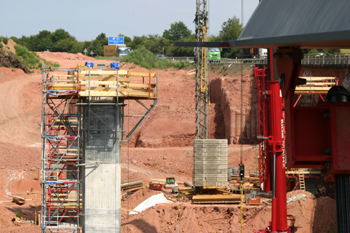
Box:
254;67;270;192
254;65;296;233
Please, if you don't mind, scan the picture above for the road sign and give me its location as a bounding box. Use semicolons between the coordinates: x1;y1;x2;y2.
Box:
108;37;124;45
90;51;94;56
83;48;87;55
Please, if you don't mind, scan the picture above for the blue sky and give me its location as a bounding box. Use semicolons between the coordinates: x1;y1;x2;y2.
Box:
1;0;260;41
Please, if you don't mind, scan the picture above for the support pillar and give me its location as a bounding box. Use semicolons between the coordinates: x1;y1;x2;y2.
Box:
83;103;121;233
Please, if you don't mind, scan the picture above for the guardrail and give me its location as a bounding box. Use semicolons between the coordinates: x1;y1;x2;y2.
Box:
165;57;267;64
301;55;350;66
166;55;350;67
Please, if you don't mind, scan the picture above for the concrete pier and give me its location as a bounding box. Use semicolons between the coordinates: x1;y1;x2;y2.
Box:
83;104;121;233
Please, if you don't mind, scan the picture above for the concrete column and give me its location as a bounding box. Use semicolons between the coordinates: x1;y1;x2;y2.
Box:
83;103;121;233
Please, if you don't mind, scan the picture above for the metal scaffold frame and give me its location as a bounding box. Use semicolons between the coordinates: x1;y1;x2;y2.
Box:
41;66;82;233
41;65;158;233
195;0;209;139
254;66;270;192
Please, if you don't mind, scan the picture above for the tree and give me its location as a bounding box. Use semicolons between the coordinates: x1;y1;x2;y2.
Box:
163;21;192;42
219;16;242;41
217;16;243;58
52;29;74;43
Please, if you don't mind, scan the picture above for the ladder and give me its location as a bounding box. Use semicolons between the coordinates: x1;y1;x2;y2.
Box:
299;173;306;191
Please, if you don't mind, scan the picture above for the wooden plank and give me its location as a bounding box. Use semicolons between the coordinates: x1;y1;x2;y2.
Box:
285;170;321;175
52;75;76;78
299;76;336;81
192;194;241;200
294;90;329;94
295;87;331;91
79;90;157;98
298;82;336;86
79;70;128;75
80;83;156;90
79;76;132;82
128;71;157;78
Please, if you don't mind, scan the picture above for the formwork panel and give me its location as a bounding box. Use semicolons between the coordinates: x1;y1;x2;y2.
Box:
193;139;228;187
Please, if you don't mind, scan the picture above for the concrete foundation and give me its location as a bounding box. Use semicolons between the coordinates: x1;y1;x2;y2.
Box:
83;104;121;233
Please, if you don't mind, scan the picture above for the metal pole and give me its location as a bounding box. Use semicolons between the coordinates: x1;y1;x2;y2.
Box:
273;154;276;198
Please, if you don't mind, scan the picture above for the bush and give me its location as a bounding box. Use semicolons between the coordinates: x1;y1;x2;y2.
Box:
0;43;3;49
2;37;8;45
6;51;14;56
115;47;191;70
14;44;40;69
14;44;59;70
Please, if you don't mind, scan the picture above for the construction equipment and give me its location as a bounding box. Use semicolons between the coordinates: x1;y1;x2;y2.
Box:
253;65;297;233
194;0;209;139
175;0;350;232
103;44;129;57
41;65;158;233
208;48;222;63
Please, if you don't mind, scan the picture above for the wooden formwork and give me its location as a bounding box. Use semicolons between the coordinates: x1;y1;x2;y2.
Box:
47;69;158;99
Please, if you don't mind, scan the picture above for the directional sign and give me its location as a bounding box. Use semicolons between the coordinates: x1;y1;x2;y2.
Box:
108;37;124;45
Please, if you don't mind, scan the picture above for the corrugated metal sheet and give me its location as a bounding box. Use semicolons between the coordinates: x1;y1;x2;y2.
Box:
174;0;350;49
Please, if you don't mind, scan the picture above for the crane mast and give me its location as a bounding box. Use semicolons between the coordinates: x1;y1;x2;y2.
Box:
195;0;209;139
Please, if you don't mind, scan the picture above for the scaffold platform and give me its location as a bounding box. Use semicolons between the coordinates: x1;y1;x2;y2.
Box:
40;65;158;233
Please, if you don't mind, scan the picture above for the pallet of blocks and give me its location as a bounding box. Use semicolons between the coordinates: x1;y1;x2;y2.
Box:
48;69;158;99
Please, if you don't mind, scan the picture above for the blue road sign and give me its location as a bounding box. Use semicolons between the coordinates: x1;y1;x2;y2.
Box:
108;37;124;45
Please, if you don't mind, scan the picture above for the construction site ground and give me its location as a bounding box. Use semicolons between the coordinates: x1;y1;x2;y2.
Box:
0;46;337;232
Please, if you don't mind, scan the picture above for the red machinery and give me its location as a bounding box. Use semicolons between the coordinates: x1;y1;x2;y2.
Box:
255;47;350;233
254;60;297;233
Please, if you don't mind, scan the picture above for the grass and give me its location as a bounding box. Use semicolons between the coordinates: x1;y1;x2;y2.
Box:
14;44;59;70
96;47;191;70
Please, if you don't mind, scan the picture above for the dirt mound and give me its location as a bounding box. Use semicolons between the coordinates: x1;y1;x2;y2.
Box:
0;50;30;73
1;39;17;55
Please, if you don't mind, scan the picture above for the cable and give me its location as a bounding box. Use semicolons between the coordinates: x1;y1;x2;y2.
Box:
240;180;244;233
240;54;244;233
127;99;130;233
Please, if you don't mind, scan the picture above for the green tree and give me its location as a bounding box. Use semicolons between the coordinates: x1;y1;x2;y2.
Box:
163;21;192;42
217;16;243;58
52;29;74;43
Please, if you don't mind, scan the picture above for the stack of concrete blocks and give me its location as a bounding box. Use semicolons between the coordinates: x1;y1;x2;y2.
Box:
193;139;228;187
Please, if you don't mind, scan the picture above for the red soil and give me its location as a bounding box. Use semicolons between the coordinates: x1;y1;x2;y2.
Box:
0;51;338;232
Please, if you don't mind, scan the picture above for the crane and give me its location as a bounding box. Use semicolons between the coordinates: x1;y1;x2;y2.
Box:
194;0;209;139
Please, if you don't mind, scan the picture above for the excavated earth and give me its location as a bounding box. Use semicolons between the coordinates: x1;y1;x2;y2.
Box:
0;46;338;232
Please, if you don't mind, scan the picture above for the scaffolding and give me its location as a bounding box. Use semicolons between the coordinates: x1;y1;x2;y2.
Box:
41;65;158;232
254;66;270;192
